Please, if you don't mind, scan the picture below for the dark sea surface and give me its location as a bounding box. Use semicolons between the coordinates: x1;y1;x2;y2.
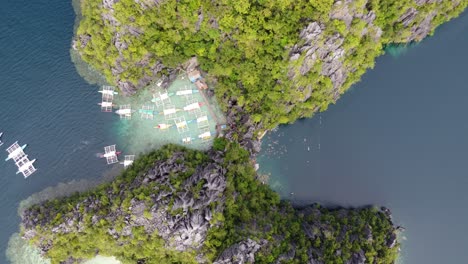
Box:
258;11;468;264
0;0;120;263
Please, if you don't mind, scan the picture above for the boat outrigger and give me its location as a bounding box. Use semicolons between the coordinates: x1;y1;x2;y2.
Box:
120;155;135;168
115;105;134;119
5;141;37;178
16;157;37;178
100;145;121;165
99;86;116;112
5;142;27;161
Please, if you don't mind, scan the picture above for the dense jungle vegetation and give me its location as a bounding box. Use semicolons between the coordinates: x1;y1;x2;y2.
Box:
23;142;398;263
75;0;467;129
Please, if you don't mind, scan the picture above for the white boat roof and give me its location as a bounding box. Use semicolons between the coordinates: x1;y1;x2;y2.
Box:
21;164;36;178
16;156;36;178
6;142;21;154
197;116;208;123
6;142;26;161
123;155;135;167
160;92;169;100
104;145;116;154
158;124;171;129
163;108;177;115
176;121;188;128
117;109;132;114
198;131;211;139
176;90;193;95
184;102;200;111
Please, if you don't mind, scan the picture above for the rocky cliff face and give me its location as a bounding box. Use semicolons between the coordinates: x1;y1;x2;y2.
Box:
73;0;466;97
394;0;466;42
288;0;382;104
20;140;400;264
22;149;227;262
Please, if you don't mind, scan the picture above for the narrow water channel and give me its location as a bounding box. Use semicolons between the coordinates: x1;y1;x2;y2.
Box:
258;11;468;264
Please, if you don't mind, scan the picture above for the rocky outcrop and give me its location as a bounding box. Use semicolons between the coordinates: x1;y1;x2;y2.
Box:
395;0;467;42
288;0;382;103
213;239;268;264
224;101;262;155
22;150;227;255
297;205;399;264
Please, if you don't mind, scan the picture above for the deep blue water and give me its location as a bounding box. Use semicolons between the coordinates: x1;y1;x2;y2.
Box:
259;11;468;264
0;1;119;263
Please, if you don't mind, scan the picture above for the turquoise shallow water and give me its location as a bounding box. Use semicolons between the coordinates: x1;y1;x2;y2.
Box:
258;11;468;264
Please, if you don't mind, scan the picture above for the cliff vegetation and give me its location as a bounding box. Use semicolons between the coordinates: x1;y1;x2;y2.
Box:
73;0;467;129
21;141;399;264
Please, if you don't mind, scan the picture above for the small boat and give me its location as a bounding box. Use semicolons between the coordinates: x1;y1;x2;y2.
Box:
99;145;121;165
120;155;135;168
115;105;135;119
0;132;3;147
183;102;203;111
98;101;114;112
176;89;199;96
151;92;175;102
161;108;181;116
98;151;122;158
155;124;173;130
198;131;211;140
182;137;194;144
98;90;118;95
5;141;37;178
5;142;27;161
116;109;134;115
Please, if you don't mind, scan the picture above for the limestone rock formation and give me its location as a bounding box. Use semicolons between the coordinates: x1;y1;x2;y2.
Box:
213;239;267;264
288;0;382;104
22;150;227;255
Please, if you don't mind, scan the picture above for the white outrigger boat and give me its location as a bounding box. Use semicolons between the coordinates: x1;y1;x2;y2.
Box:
183;102;202;111
15;156;37;178
155;123;173;130
120;155;135;168
100;145;121;165
176;89;198;96
198;131;211;140
115;105;134;119
5;141;37;178
151;92;174;103
99;86;118;96
182;137;195;144
99;86;117;112
5;142;27;161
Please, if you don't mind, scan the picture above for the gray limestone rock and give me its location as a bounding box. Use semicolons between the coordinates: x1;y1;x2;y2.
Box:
214;239;267;264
